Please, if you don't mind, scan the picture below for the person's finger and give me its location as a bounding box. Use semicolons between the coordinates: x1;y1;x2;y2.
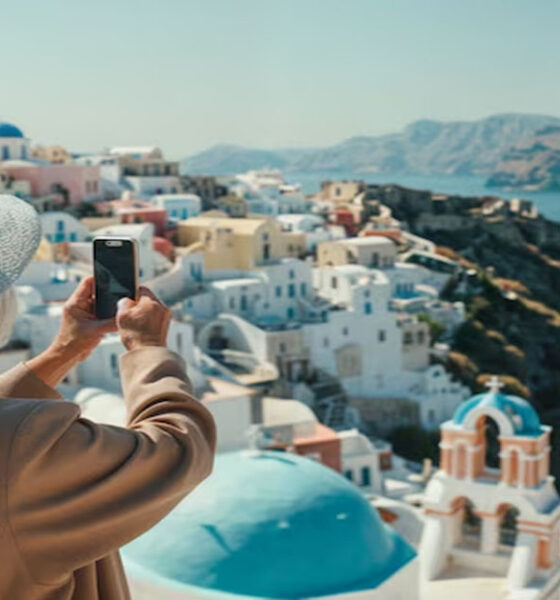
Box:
117;297;135;314
68;276;94;305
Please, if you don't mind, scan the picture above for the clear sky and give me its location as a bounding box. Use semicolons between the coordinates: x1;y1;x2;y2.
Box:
1;0;559;158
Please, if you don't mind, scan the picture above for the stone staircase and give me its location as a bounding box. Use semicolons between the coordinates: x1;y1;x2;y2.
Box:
309;369;352;431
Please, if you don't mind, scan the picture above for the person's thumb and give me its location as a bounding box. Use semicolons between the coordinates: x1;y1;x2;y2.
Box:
116;297;135;318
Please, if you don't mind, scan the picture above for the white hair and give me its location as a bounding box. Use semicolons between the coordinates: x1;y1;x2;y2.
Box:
0;286;17;349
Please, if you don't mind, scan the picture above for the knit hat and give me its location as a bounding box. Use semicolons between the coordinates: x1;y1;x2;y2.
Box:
0;195;42;294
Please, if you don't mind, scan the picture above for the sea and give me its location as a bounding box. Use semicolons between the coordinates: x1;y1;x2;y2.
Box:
286;170;560;223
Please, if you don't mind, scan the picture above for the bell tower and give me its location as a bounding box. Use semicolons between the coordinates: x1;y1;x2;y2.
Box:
420;376;560;595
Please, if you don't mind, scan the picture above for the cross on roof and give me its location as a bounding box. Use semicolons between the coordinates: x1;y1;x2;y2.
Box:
485;375;504;394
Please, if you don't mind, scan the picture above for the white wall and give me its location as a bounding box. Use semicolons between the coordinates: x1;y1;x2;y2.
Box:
125;175;180;197
152;194;202;220
204;395;252;453
40;212;90;243
0;136;29;160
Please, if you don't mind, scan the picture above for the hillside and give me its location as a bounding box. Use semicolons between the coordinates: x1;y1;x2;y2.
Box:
487;125;560;190
182;113;560;176
370;183;560;476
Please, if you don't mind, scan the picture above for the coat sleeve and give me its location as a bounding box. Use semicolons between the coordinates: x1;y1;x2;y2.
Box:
8;346;217;587
0;362;63;400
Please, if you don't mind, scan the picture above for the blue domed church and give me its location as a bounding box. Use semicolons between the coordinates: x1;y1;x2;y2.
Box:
0;122;29;160
123;450;417;599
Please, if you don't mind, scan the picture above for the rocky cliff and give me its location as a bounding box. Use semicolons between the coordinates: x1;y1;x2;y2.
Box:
486;125;560;190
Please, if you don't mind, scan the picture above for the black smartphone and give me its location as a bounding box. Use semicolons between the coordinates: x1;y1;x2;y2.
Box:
93;237;139;319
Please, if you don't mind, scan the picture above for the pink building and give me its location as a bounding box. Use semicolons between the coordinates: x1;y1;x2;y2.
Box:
1;160;101;206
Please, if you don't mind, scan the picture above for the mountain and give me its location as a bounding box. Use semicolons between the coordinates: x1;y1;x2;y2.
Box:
487;125;560;190
182;113;560;177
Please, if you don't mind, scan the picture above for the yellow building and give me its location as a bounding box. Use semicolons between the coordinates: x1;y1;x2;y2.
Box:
177;215;305;270
317;237;397;268
319;180;363;205
30;145;72;164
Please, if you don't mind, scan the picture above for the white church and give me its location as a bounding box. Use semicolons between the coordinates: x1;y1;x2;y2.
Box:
420;377;560;599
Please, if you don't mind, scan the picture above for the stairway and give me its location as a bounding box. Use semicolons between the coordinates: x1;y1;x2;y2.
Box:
309;369;352;431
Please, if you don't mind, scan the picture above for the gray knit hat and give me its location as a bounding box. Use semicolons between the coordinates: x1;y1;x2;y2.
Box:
0;195;42;294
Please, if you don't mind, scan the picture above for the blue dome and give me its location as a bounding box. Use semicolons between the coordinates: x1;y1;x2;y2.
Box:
123;451;415;599
0;122;24;138
453;391;542;437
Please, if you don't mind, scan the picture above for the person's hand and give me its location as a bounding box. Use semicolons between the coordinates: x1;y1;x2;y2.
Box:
117;286;171;351
53;276;117;361
27;276;117;388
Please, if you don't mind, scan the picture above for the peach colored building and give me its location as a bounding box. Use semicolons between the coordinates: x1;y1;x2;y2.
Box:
97;196;169;237
420;376;560;597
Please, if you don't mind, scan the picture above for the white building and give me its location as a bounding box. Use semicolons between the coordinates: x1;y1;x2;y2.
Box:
339;429;386;495
402;250;460;292
40;212;90;243
16;260;88;302
277;213;346;253
151;193;201;221
110;146;181;197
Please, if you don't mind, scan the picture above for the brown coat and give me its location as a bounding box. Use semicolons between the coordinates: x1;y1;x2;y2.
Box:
0;347;216;600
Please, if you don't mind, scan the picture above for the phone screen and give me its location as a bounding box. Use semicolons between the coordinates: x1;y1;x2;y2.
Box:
94;238;137;319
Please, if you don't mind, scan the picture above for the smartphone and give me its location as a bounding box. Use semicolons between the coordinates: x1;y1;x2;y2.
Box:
93;237;139;319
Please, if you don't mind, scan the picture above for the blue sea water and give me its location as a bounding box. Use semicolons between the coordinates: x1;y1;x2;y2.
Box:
287;170;560;223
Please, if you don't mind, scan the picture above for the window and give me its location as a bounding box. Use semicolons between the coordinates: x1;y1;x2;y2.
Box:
110;354;119;377
139;268;144;278
288;283;296;298
300;282;307;297
279;342;286;354
404;332;413;345
344;470;353;481
21;146;27;160
240;295;248;311
371;253;379;267
275;285;282;298
364;302;372;315
428;409;436;424
229;296;235;310
331;277;337;289
343;327;349;336
57;220;65;232
323;337;329;348
287;307;295;319
182;208;188;219
1;146;8;160
361;467;371;487
171;209;178;218
289;269;295;279
69;232;77;242
417;331;426;344
176;333;183;354
378;330;386;342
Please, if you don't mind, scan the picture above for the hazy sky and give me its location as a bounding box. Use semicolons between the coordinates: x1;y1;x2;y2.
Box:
2;0;559;158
